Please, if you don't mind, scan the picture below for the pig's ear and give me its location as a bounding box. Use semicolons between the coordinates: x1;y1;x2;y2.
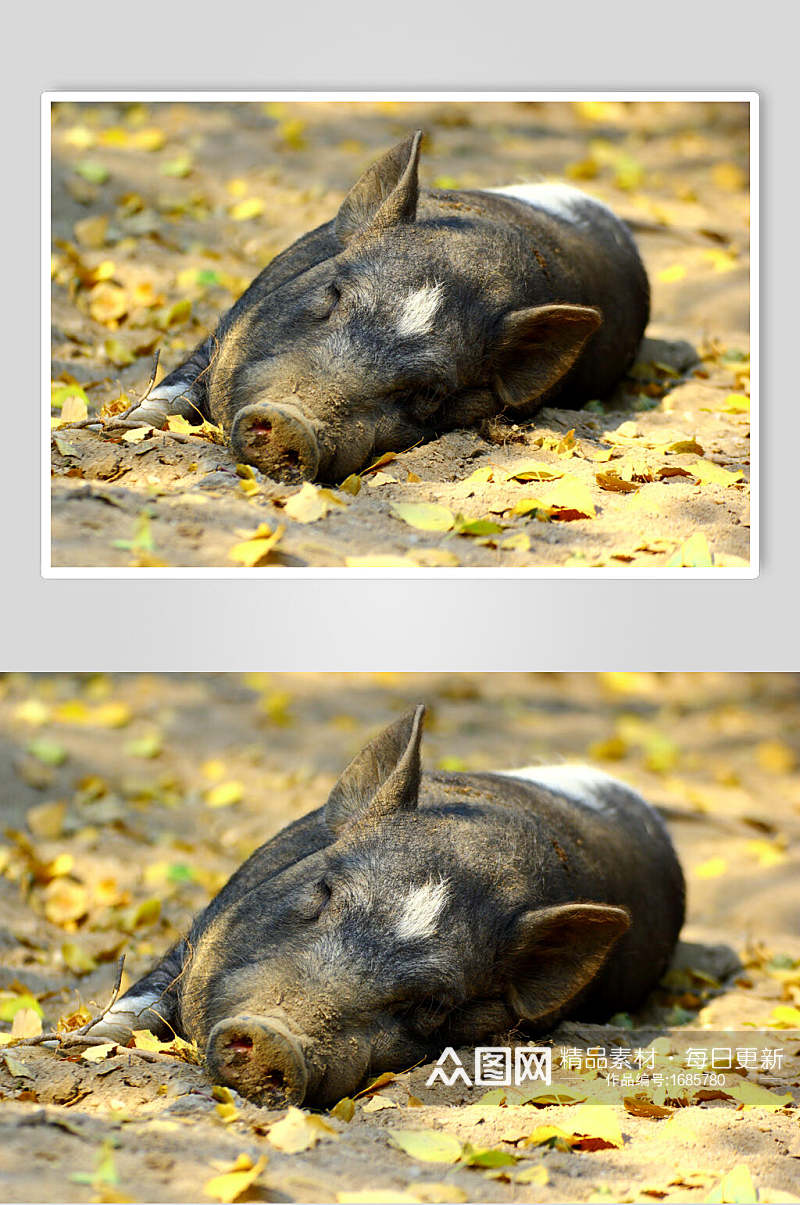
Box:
325;704;425;836
502;902;630;1022
492;304;602;408
335;130;423;244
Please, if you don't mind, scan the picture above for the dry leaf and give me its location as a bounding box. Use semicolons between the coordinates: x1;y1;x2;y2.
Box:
203;1154;268;1203
389;502;455;533
388;1130;463;1164
624;1094;673;1119
229;524;285;567
596;471;640;493
688;460;745;486
268;1107;338;1153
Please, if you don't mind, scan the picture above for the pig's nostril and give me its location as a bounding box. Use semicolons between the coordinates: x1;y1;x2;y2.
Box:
225;1035;254;1054
284;450;300;467
262;1071;286;1091
250;421;272;436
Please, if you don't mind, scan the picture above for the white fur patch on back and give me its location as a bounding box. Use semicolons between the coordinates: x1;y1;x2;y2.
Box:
395;877;449;941
486;182;614;225
396;283;444;337
497;764;623;811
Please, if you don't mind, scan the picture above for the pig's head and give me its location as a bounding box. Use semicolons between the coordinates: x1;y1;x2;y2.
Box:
176;706;629;1108
209;132;602;482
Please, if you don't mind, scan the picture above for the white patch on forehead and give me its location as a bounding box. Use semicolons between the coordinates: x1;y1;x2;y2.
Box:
396;283;444;338
497;764;623;811
485;182;614;225
395;877;449;941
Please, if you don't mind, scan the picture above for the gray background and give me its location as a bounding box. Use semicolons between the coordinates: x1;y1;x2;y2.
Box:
7;0;792;670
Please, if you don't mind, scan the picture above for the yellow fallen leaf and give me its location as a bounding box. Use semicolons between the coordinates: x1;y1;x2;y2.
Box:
339;473;362;495
713;162;747;192
11;1008;42;1038
121;426;152;444
506;460;565;482
723;1081;793;1111
89;282;128;325
515;1165;549;1185
81;1042;118;1063
664;438;705;455
268;1106;338;1153
362;1093;398;1113
230;198;265;221
705;248;739;273
130;127;166;152
768;1005;800;1029
389;502;455;532
666;532;714;567
523;1125;578;1151
500;532;530;552
756;741;796;774
410;549;460;567
330;1097;355;1122
388;1130;463;1164
27;800;66;838
284;483;345;522
745;840;787;868
14;699;51;726
688;460;745;486
705;1162;757;1203
74;214;109;248
60;395;89;424
596;471;639;493
229;524;285;567
721;394;750;414
658;264;687;284
203;1154;268;1203
205;781;244;808
568;1104;623;1150
695;856;727;879
411;1185;468;1203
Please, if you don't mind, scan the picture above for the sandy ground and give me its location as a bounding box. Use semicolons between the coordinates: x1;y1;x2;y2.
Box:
0;673;797;1203
49;101;751;569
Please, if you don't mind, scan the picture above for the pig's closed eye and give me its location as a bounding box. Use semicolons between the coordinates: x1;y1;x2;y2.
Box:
298;879;332;921
309;285;341;321
397;998;452;1037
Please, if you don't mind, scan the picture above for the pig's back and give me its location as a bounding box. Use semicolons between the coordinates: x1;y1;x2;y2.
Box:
425;766;684;1018
452;182;649;401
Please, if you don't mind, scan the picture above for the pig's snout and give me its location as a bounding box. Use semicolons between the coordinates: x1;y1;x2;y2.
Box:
230;403;320;483
206;1015;309;1107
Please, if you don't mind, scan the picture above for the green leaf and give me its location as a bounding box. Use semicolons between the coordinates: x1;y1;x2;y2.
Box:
27;739;67;767
75;160;110;185
0;992;43;1021
460;1144;518;1168
160;154;193;177
455;517;504;537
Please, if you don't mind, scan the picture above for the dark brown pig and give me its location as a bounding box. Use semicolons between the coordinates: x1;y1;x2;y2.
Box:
125;132;649;482
87;706;683;1107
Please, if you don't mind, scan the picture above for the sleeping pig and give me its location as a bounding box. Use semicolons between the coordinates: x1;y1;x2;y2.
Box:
125;131;649;482
86;705;684;1108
